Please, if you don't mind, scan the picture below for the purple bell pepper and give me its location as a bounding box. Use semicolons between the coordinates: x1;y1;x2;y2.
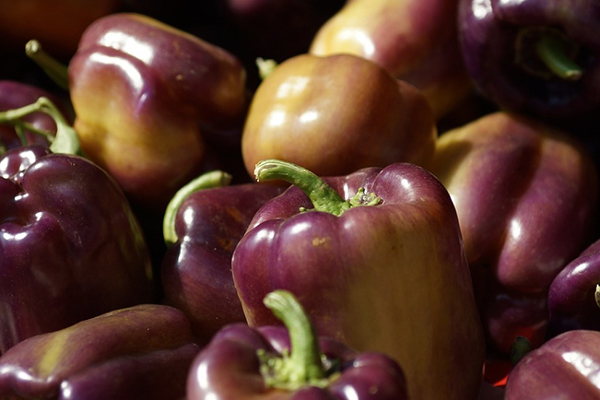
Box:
428;112;599;353
161;170;284;343
505;330;600;399
0;304;199;400
548;238;600;334
231;159;485;400
187;289;408;399
0;96;154;354
458;0;600;123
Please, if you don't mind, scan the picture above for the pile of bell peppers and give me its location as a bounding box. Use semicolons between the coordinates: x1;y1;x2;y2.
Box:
1;1;600;399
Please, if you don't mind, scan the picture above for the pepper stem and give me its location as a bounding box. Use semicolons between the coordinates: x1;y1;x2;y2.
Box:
509;335;532;365
256;58;278;80
260;290;327;390
162;170;232;247
255;159;381;216
25;40;70;91
536;34;583;81
0;97;80;155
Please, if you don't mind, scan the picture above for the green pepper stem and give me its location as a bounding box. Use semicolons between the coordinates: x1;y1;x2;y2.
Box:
162;170;232;247
254;159;351;216
25;40;70;91
536;33;583;81
0;97;81;155
509;335;532;365
595;284;600;310
256;58;278;81
261;290;326;389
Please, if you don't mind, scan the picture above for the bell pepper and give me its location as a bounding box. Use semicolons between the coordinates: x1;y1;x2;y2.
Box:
0;304;199;400
0;96;155;354
231;159;485;400
241;53;437;179
428;112;599;353
66;12;249;210
458;0;600;123
309;0;473;119
505;330;600;399
187;289;408;399
161;170;285;343
548;238;600;335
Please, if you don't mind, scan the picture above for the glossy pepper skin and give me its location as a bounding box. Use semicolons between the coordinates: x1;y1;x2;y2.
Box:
0;98;155;354
68;13;248;210
548;238;600;335
187;290;408;399
309;0;472;119
0;304;200;400
232;160;485;400
241;53;437;179
505;330;600;399
161;171;284;343
458;0;600;123
428;112;599;353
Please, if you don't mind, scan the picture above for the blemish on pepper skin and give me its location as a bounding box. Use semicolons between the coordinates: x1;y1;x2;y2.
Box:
312;236;330;248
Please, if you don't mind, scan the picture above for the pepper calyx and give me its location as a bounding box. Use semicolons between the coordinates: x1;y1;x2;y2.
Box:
254;159;381;216
258;290;337;391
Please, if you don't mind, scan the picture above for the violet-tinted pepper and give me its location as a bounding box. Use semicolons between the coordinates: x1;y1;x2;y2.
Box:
65;13;249;210
458;0;600;123
505;330;600;399
428;112;599;353
231;160;485;400
0;304;199;400
187;290;408;399
309;0;473;118
0;97;154;354
548;238;600;335
161;171;284;343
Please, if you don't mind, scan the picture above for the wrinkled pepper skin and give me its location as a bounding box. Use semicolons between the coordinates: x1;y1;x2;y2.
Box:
458;0;600;122
548;238;600;335
232;162;485;400
428;112;599;353
187;290;408;400
69;13;248;209
162;182;284;343
0;81;69;151
505;330;600;399
0;304;200;400
241;53;437;179
0;146;155;354
309;0;472;118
